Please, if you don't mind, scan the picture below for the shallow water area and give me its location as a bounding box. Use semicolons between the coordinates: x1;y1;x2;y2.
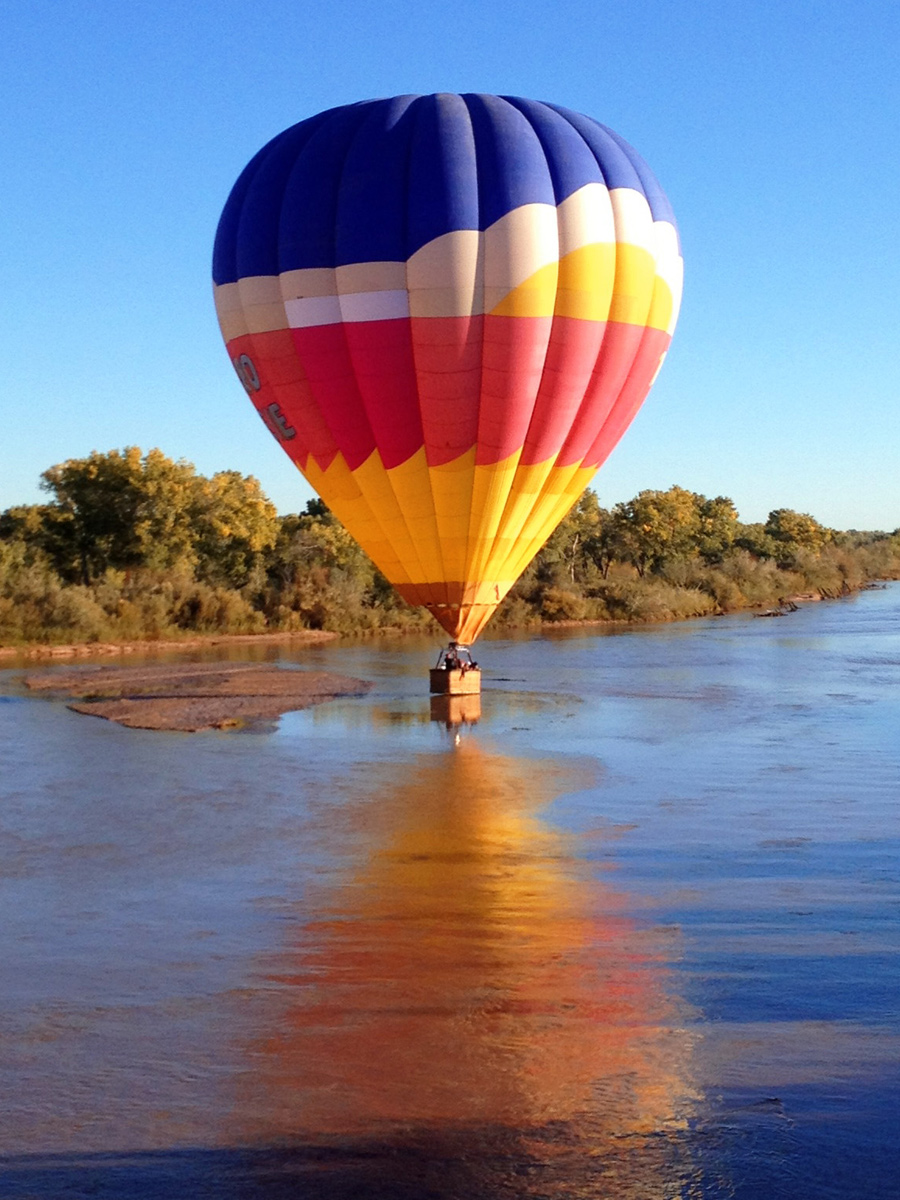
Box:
1;587;898;1198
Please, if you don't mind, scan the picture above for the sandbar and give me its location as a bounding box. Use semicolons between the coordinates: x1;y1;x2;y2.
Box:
24;661;373;731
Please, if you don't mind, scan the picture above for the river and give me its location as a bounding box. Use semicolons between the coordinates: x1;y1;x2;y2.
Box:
1;586;898;1198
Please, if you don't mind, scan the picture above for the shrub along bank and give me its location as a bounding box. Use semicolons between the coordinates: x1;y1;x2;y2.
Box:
1;450;898;647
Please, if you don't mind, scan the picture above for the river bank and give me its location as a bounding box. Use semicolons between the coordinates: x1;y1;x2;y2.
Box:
5;473;898;652
0;628;338;661
1;576;891;663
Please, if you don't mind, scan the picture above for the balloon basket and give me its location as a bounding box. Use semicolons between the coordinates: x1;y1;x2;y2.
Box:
430;644;481;695
429;667;482;696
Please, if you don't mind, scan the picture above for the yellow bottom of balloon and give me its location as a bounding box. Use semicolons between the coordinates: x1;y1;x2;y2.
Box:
302;446;595;643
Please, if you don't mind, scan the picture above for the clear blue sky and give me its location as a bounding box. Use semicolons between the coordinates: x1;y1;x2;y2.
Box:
3;0;898;530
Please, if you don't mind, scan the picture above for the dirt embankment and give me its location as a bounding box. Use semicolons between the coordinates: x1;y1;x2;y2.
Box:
24;661;372;732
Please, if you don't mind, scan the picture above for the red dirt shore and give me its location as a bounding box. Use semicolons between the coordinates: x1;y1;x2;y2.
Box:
23;660;372;732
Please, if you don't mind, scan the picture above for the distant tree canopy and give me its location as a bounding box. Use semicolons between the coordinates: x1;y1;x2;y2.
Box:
764;507;830;555
34;448;278;588
1;449;898;646
602;486;739;577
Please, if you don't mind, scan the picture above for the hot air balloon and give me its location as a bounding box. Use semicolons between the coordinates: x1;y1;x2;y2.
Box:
213;94;682;686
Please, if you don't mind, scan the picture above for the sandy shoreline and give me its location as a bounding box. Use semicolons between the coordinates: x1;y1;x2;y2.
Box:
23;660;373;732
0;629;339;661
2;583;889;667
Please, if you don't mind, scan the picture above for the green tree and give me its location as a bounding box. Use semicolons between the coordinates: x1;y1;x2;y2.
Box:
131;448;202;573
37;448;279;587
608;486;700;576
734;522;780;559
270;504;374;584
39;448;204;582
192;469;278;588
40;448;146;583
535;490;603;586
696;495;738;562
763;508;831;566
0;504;57;567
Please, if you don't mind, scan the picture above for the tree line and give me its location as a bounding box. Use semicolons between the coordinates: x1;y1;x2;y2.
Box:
1;448;898;646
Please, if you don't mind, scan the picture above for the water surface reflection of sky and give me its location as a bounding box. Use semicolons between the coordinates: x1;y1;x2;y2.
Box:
0;584;898;1197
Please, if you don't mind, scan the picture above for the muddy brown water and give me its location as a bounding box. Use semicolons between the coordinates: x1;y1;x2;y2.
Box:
1;587;898;1198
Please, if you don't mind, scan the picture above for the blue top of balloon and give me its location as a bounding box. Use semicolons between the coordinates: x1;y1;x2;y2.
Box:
213;93;677;285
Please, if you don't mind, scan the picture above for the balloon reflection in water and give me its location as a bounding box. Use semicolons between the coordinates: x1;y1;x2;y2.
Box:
430;692;482;729
234;744;698;1195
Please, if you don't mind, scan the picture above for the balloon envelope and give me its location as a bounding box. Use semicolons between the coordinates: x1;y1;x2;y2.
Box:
213;94;682;642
